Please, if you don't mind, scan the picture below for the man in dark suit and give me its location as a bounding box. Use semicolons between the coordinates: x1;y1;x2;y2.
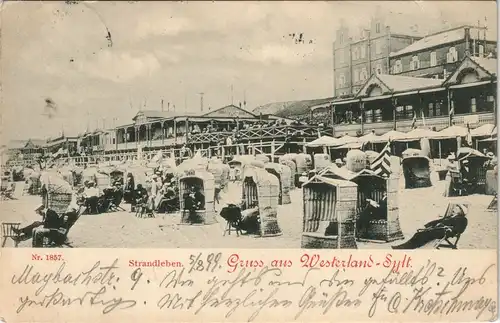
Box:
357;192;388;237
13;205;63;239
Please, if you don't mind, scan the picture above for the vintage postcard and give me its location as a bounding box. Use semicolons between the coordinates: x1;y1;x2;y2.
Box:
0;1;497;322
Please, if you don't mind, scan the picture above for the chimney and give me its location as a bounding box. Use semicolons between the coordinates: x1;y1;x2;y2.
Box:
464;27;471;56
167;102;170;111
161;99;164;112
239;102;242;108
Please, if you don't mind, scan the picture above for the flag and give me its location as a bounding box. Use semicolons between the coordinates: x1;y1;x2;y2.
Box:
370;141;391;177
466;123;473;146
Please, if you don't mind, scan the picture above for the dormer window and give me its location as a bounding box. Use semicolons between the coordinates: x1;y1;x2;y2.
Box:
410;56;420;70
393;60;402;74
446;47;458;63
430;52;437;67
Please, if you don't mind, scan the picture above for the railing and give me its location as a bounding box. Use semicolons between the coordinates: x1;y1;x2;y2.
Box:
335;112;495;135
189;125;334;144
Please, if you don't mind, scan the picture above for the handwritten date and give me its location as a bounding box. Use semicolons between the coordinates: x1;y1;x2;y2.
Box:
188;252;222;274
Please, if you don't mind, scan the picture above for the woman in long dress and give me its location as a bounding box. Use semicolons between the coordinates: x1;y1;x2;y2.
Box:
443;155;458;197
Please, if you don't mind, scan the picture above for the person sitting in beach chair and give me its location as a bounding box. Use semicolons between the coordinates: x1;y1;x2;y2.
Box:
99;186;115;212
392;203;468;250
31;203;86;248
356;193;387;238
1;177;15;200
156;182;178;213
109;182;125;211
123;173;135;204
135;184;154;218
183;186;205;223
12;205;60;240
83;181;100;214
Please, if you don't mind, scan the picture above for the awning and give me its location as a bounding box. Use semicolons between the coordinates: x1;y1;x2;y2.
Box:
334;98;360;105
310;102;334;111
361;94;392;102
393;91;418;97
449;80;491;89
479;137;497;143
419;87;446;94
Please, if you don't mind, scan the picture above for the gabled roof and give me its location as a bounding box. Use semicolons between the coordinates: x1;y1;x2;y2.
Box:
390;25;496;57
356;74;443;97
132;109;198;121
471;56;497;76
7;140;28;150
202;104;257;118
442;55;496;86
390;26;466;57
25;139;47;148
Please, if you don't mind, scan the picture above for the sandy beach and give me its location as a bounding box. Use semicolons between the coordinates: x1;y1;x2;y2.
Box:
0;174;496;249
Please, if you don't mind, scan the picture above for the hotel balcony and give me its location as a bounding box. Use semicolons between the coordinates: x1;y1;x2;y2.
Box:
334;112;495;135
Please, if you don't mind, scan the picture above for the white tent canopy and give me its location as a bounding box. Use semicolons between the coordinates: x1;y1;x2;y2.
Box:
306;135;342;147
336;135;359;145
471;124;495;137
373;130;408;143
358;132;379;143
435;125;468;139
396;128;441;142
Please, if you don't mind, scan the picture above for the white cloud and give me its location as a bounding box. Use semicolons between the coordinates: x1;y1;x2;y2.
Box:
133;15;193;38
78;51;161;82
237;43;319;66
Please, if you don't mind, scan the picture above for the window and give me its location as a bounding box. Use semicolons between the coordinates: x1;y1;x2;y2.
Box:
446;47;458;63
353;69;359;82
360;46;366;58
410;56;420;70
393;60;402;73
360;68;368;81
375;40;382;54
479;45;484;57
338;74;346;87
353;47;359;60
471;98;477;113
430;52;437;67
376;64;382;74
376;23;381;33
428;103;434;117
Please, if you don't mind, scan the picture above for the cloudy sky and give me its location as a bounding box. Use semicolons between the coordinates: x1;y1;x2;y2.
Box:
1;1;496;142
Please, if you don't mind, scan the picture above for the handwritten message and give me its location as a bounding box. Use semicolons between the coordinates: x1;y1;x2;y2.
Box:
0;249;497;322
